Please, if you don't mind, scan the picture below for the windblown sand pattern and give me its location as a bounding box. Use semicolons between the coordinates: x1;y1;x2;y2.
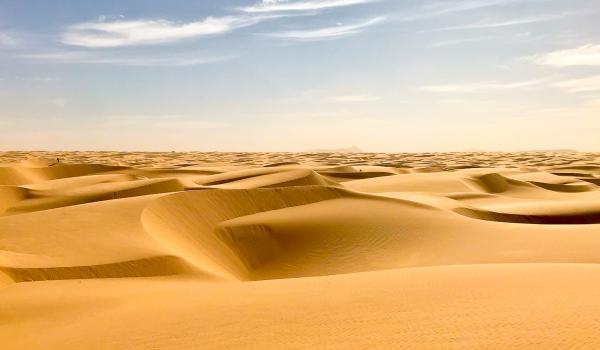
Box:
1;151;600;349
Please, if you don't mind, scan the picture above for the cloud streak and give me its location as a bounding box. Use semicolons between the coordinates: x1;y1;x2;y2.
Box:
264;16;385;40
427;36;492;48
554;75;600;93
396;0;545;22
531;44;600;67
61;16;261;48
241;0;378;13
421;13;570;33
421;79;546;93
20;51;236;66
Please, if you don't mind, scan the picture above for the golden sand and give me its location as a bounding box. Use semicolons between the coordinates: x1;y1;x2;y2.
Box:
1;151;600;349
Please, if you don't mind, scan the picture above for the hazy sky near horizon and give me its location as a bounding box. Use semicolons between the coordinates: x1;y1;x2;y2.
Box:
1;0;599;151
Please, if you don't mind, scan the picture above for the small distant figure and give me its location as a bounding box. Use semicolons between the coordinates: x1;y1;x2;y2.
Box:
48;157;60;167
56;157;60;164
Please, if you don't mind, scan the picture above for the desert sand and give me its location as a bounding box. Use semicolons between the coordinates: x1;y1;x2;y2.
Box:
1;150;600;349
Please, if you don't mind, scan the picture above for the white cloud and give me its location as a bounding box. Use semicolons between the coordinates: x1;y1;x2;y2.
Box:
421;13;570;33
241;0;378;13
20;51;236;67
421;79;546;93
61;16;261;48
0;32;20;46
422;74;600;95
531;44;600;67
331;94;382;102
264;16;385;40
554;75;600;93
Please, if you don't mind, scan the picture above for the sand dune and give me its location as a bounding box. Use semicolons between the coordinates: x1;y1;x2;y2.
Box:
1;151;599;348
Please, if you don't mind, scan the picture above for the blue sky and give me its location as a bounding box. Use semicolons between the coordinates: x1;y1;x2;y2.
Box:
1;0;599;151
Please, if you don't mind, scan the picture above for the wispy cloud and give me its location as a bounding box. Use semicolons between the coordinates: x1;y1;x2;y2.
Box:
264;16;385;40
427;36;492;48
19;76;61;82
61;16;261;48
421;13;570;33
423;75;600;94
397;0;541;21
518;99;600;122
531;44;600;67
0;76;60;82
421;79;546;93
424;0;521;13
20;51;236;66
331;94;382;102
554;75;600;93
105;115;230;129
241;0;378;13
427;30;556;48
0;32;21;46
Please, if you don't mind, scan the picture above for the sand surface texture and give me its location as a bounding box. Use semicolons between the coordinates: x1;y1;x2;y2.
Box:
1;151;600;349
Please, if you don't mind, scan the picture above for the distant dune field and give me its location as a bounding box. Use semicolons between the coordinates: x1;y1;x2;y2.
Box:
1;151;600;349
